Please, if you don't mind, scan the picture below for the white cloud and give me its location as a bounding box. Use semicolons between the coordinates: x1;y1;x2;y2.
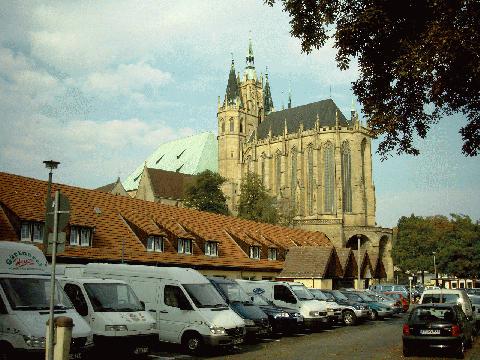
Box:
84;63;172;98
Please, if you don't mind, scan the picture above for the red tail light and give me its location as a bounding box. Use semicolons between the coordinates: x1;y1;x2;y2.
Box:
403;324;410;336
451;325;461;337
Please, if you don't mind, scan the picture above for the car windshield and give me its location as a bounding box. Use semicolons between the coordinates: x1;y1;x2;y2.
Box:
470;297;480;305
322;292;336;301
310;289;328;301
357;292;374;301
388;293;401;299
291;285;314;300
343;292;363;302
0;277;73;310
331;290;348;301
411;306;457;323
84;283;143;312
251;293;272;306
183;283;227;308
217;282;251;303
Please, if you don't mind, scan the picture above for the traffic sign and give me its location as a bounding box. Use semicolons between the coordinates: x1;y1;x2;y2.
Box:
46;192;70;233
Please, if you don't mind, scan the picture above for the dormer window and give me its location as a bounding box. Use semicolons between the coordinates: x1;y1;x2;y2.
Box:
178;238;192;254
70;226;92;247
268;248;277;260
205;241;218;257
20;221;44;243
249;246;261;259
147;236;164;252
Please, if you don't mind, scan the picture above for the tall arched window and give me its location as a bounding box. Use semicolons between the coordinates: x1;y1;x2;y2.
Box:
229;118;234;133
307;146;314;215
323;142;335;213
261;155;266;184
341;141;352;212
275;152;281;194
221;122;225;134
240;118;244;133
291;148;297;206
361;138;367;222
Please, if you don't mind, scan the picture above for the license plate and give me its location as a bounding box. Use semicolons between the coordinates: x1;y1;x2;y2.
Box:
69;353;82;360
327;311;334;316
134;347;149;354
233;337;243;344
420;329;440;335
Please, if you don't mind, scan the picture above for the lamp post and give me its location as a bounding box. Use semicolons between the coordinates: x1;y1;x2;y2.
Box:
357;234;362;289
43;161;60;248
433;251;438;287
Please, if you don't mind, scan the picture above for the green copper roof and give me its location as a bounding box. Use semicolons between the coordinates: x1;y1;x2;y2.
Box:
123;132;218;191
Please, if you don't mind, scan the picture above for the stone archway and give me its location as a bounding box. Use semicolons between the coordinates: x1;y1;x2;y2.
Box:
345;234;372;251
379;235;393;280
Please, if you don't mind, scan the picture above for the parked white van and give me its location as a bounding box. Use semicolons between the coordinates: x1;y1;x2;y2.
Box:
236;280;329;329
57;273;157;357
83;263;246;353
0;242;93;359
420;289;475;319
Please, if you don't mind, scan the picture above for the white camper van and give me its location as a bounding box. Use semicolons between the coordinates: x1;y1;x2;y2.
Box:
0;242;93;359
57;274;157;357
83;264;246;353
236;280;329;329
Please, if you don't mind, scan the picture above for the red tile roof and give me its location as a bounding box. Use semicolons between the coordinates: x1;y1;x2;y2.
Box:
0;172;334;272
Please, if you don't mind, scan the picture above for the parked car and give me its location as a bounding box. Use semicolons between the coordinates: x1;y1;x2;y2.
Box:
385;291;409;312
341;290;393;320
370;284;409;299
468;295;480;333
208;277;271;340
248;289;304;334
307;289;344;326
402;303;475;358
83;264;246;354
365;290;402;314
321;289;371;325
420;289;475;322
466;288;480;296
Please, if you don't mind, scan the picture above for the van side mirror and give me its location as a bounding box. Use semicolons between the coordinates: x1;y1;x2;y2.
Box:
140;301;145;311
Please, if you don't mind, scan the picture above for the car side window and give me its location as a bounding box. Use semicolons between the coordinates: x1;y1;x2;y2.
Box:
422;293;441;304
0;295;7;314
64;283;88;316
274;285;296;303
164;285;190;309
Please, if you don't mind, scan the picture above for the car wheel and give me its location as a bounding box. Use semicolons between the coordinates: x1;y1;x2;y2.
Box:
455;340;465;359
370;310;378;321
182;332;203;355
343;310;357;326
402;345;411;357
0;343;13;360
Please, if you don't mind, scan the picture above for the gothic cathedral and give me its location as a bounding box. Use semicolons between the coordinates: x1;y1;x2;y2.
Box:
217;39;394;280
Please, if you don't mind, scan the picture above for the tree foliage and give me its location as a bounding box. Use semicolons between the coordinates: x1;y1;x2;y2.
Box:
184;170;229;215
237;172;278;224
266;0;480;158
392;214;480;278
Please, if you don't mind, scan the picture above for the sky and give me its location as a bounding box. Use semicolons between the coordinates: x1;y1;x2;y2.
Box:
0;1;478;228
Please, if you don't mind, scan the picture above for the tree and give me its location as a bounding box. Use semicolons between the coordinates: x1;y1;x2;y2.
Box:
266;0;480;158
184;170;229;215
237;172;278;224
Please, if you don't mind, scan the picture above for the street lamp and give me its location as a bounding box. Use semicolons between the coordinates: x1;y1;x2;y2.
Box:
43;160;60;246
357;234;362;289
433;251;438;287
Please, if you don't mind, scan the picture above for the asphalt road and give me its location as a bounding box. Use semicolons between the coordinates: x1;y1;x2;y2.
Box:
148;314;480;360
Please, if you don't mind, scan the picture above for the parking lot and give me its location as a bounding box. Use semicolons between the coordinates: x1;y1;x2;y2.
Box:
147;314;480;360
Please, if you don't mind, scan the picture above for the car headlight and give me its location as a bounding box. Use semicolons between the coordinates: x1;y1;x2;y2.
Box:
105;325;128;331
209;326;226;335
273;312;289;319
353;304;362;310
326;308;335;312
291;312;301;318
23;335;46;349
244;319;255;326
309;311;320;317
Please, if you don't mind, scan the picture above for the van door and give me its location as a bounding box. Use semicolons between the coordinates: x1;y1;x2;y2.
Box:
158;284;194;344
273;284;297;308
128;279;159;329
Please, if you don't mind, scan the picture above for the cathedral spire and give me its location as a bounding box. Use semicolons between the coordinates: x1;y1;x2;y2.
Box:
288;83;292;109
263;67;274;114
225;57;241;106
244;34;257;80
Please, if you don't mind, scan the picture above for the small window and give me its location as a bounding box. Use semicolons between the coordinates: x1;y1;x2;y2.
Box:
20;222;44;243
229;118;234;133
178;238;192;254
64;283;88;316
164;285;190;308
70;226;92;247
21;222;32;242
240;118;244;133
249;246;260;259
274;285;296;304
451;282;458;289
205;241;218;256
221;122;225;134
268;248;277;260
147;236;164;252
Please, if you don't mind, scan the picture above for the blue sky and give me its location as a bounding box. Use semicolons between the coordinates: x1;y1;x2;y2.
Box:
0;1;478;228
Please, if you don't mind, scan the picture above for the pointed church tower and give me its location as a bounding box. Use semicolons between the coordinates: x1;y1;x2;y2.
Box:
263;69;274;115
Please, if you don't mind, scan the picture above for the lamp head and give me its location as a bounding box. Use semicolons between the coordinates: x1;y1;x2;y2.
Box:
43;160;60;170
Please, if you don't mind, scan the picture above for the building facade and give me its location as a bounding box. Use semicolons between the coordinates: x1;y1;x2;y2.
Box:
217;39;393;280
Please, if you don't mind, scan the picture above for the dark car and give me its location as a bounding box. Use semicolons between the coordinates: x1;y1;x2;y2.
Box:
207;277;271;339
403;304;475;358
250;291;304;334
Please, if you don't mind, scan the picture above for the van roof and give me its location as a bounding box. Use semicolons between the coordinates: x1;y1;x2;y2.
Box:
0;241;48;275
84;263;209;283
422;289;467;294
60;277;127;285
